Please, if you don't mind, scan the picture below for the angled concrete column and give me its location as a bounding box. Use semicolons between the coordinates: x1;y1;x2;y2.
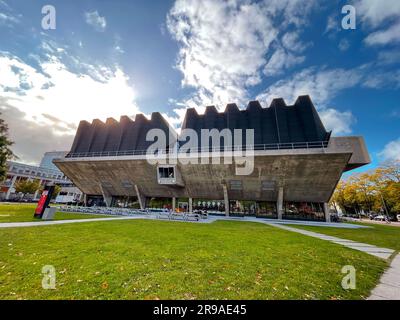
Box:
324;203;331;223
277;186;284;220
5;175;17;200
188;197;193;213
172;197;176;212
222;184;229;216
134;184;146;210
100;185;112;207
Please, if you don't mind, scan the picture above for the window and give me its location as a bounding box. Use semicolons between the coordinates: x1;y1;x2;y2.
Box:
158;167;175;179
121;180;133;188
262;181;276;191
229;180;242;191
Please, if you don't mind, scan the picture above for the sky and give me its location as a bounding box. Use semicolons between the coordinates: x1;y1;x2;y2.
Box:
0;0;399;172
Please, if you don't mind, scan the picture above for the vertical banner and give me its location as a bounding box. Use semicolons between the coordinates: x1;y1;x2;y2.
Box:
34;185;55;219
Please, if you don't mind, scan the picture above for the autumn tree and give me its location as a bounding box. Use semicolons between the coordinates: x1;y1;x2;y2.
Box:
0;115;15;181
331;160;400;218
14;179;42;199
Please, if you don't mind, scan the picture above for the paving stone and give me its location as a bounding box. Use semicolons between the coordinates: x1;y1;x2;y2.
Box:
367;294;389;300
380;271;400;288
370;283;400;300
390;255;400;268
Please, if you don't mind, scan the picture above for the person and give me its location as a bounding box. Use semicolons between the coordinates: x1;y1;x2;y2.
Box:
384;215;391;224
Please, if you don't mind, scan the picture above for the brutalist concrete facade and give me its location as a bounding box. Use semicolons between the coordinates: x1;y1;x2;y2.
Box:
55;95;370;221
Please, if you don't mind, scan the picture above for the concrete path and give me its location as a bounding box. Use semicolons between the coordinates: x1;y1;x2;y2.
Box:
0;216;142;228
0;214;368;229
368;254;400;300
264;223;395;260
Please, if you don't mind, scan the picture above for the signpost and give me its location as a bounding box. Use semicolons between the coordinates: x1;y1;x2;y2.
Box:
34;185;55;219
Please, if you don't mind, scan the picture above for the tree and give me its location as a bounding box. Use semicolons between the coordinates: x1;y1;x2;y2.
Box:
14;179;42;199
331;160;400;218
0;115;15;181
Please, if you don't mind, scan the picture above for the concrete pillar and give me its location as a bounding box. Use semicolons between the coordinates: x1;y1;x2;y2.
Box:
5;175;17;200
134;185;146;210
189;197;193;213
222;184;229;216
83;194;88;207
324;203;331;223
100;185;112;207
172;197;176;212
277;186;284;220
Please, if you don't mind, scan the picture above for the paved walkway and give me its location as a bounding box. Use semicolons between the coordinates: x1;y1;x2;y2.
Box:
265;223;395;259
0;216;141;228
368;254;400;300
0;214;368;228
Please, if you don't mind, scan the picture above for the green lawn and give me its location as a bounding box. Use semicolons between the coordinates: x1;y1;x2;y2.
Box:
0;203;109;222
288;222;400;252
0;218;386;300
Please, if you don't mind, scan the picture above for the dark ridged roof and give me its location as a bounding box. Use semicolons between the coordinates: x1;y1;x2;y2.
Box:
69;95;331;154
70;112;177;154
181;95;330;145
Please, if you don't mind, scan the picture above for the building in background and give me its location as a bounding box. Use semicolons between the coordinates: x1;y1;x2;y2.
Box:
39;151;68;171
1;152;82;203
55;96;370;221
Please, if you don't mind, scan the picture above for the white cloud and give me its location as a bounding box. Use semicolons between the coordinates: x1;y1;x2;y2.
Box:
379;138;400;161
324;15;338;34
319;108;354;135
0;52;139;128
377;50;400;65
355;0;400;27
85;11;107;32
255;66;364;135
264;48;305;76
354;0;400;46
364;21;400;46
338;39;350;51
256;67;363;106
0;45;140;163
167;0;316;113
0;12;18;24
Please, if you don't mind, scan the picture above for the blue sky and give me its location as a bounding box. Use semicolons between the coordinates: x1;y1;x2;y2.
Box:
0;0;399;170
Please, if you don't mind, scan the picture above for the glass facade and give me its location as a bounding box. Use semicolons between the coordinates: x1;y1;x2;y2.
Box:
282;202;325;221
229;200;277;218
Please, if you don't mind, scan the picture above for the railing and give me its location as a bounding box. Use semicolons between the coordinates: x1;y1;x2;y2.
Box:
65;140;329;159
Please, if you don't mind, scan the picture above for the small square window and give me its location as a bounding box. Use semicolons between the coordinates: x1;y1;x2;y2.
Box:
158;166;175;179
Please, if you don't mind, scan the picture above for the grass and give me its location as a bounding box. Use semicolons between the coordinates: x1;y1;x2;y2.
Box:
0;203;109;223
288;222;400;252
0;217;387;300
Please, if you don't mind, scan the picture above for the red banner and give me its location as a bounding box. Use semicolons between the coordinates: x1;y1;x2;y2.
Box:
34;190;49;215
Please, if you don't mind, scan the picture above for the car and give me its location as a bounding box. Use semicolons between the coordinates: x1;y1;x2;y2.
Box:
374;215;385;221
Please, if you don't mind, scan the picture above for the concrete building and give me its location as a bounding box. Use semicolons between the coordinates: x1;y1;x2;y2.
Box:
1;153;82;203
54;96;370;221
0;161;70;201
